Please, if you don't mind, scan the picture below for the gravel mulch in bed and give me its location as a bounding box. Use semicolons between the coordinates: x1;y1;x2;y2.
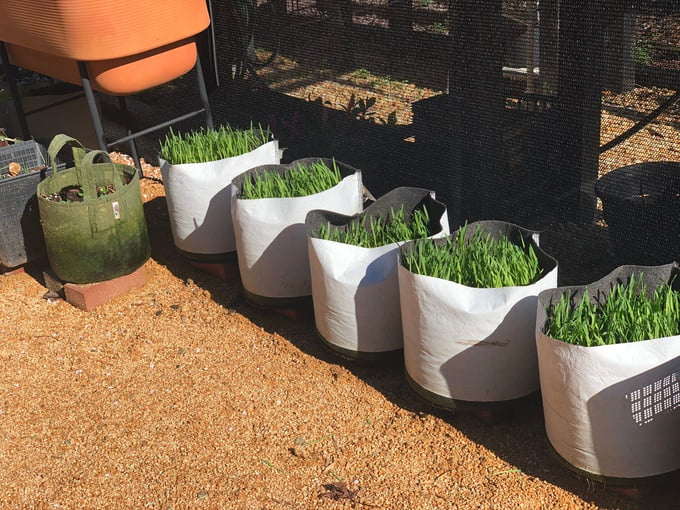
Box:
0;155;678;509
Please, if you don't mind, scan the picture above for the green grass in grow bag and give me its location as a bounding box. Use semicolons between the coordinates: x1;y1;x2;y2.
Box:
159;123;271;164
241;160;341;199
316;206;431;248
545;273;680;346
402;224;543;288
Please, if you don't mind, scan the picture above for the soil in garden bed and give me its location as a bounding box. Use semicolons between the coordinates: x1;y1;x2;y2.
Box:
41;183;118;203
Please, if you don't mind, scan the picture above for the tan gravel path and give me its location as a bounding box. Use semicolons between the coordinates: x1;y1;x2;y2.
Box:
0;159;677;510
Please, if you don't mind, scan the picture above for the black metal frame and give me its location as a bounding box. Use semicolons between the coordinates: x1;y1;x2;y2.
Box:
1;39;214;176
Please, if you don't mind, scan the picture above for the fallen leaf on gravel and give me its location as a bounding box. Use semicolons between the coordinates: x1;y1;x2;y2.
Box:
319;481;360;501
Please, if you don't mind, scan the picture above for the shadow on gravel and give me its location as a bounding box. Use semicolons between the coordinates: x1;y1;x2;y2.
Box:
232;291;680;510
140;173;678;510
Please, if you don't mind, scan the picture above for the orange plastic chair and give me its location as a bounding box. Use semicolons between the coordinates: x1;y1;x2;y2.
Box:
0;0;214;169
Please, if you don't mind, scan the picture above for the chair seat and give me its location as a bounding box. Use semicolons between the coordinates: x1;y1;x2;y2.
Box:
6;40;199;95
0;0;214;169
0;0;210;61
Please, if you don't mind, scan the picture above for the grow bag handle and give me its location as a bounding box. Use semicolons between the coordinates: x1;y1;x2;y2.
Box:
47;134;86;173
77;150;126;202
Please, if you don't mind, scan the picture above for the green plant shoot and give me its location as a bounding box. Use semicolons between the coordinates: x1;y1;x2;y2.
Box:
240;159;341;199
316;206;432;248
402;224;543;288
159;123;270;165
545;273;680;346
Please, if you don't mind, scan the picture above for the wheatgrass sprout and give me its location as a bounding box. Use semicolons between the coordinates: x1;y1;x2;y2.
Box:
316;206;432;248
159;123;270;164
545;273;680;346
240;159;342;199
402;224;543;288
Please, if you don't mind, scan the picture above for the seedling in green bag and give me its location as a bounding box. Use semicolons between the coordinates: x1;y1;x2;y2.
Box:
42;183;117;203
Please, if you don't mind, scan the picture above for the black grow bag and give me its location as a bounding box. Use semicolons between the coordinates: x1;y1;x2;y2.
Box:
595;162;680;265
0;140;55;268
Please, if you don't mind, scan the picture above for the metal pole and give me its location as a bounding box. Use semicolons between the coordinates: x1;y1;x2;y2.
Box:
117;96;143;177
195;52;215;130
525;0;538;94
0;42;31;139
77;61;107;151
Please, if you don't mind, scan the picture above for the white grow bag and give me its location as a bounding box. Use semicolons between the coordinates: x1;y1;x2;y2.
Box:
306;187;450;357
160;139;279;259
232;158;363;303
536;263;680;480
398;221;558;405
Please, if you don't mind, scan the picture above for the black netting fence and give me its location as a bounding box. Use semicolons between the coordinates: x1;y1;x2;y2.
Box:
207;0;680;283
1;0;678;284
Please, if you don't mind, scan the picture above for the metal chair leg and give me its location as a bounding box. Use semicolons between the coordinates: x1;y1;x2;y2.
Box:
77;61;107;152
117;96;143;175
195;51;214;130
76;42;212;176
1;42;31;140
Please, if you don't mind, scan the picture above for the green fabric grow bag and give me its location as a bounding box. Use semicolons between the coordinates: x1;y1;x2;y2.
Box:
37;135;150;284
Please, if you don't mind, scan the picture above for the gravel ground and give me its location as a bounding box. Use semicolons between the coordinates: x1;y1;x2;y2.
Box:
2;14;679;502
0;153;678;509
1;4;678;506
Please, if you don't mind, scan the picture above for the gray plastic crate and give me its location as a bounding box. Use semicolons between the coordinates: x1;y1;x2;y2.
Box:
0;139;46;173
0;140;52;268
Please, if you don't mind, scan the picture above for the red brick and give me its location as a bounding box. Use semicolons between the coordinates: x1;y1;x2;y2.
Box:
64;266;147;311
0;265;26;276
189;260;239;281
271;304;314;321
607;486;642;501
